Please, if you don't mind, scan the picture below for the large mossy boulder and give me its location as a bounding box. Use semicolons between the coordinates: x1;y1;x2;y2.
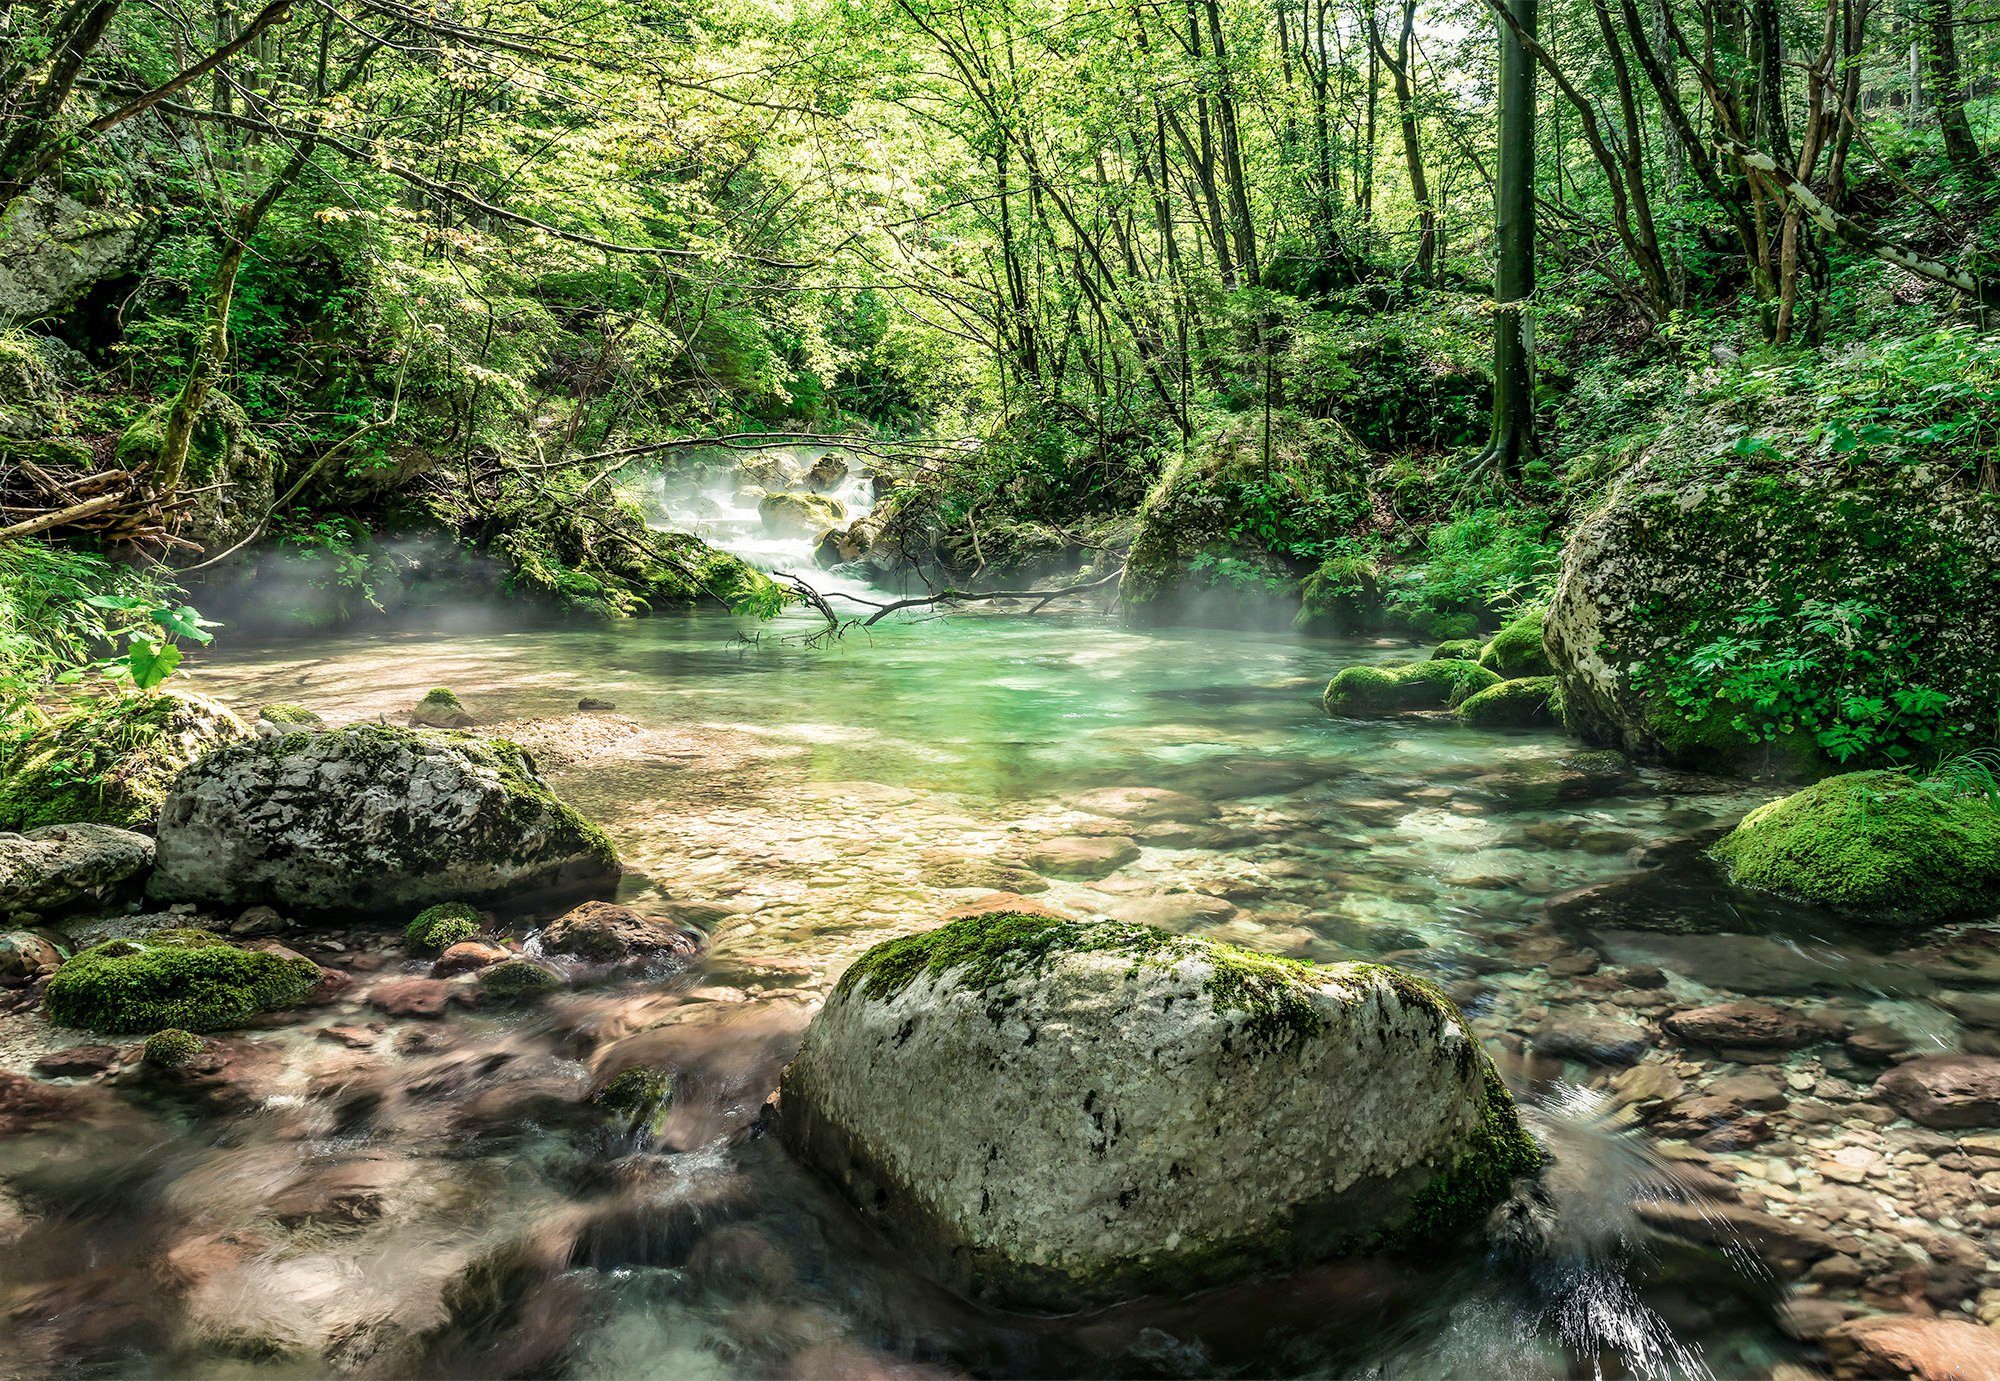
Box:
1323;659;1500;716
45;928;321;1034
1711;771;2000;922
115;391;276;553
148;725;620;914
779;912;1540;1310
1546;431;2000;774
1121;414;1370;629
0;692;251;831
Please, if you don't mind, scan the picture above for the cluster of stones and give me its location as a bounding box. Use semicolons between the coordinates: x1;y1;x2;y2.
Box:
1321;607;1563;730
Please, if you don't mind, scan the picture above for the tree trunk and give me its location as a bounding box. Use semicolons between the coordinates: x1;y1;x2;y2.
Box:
1487;0;1537;472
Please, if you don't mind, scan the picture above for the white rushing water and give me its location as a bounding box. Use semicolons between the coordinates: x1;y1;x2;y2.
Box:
644;443;887;603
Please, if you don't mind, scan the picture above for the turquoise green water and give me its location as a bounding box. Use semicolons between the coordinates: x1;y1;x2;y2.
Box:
4;606;1870;1377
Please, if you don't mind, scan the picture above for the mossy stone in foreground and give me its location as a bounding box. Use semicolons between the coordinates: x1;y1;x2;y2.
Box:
45;931;321;1034
785;912;1540;1310
1711;771;2000;922
1322;659;1500;716
1431;639;1484;662
406;902;481;953
1457;676;1564;730
478;958;564;1002
1478;608;1553;678
149;724;619;914
143;1027;204;1068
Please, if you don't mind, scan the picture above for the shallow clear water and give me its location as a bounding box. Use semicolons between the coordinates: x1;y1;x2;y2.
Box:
6;602;1981;1378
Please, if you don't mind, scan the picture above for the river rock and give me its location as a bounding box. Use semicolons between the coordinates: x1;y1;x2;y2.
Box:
1874;1056;2000;1129
1711;771;2000;922
148;724;620;914
0;823;154;918
759;491;846;538
0;929;65;983
1068;787;1214;824
779;912;1540;1309
539;900;701;966
1532;1012;1652;1066
1822;1313;2000;1380
0;691;251;831
1663;1000;1831;1050
1027;835;1139;879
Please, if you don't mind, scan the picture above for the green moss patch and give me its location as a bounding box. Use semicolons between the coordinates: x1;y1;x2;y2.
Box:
406;902;481;953
258;702;323;728
143;1027;203;1068
1711;770;2000;921
45;931;321;1034
0;691;250;830
1322;659;1501;716
838;912;1418;1047
1430;639;1483;662
478;959;563;1002
1478;609;1552;678
1401;1061;1544;1241
1457;677;1563;730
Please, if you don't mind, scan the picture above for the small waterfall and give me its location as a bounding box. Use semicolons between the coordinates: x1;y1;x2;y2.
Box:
645;444;888;602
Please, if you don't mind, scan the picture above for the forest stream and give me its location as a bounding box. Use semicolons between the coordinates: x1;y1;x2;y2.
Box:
12;552;1992;1376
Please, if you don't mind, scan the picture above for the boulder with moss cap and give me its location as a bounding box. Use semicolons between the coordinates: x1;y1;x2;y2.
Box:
0;691;251;830
1323;659;1500;716
147;724;619;914
1711;770;2000;922
410;688;473;729
779;911;1540;1310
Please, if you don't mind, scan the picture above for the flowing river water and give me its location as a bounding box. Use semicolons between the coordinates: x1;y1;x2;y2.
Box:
4;466;1998;1378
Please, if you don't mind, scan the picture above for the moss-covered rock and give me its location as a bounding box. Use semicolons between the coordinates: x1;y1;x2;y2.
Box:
114;391;276;553
1296;550;1383;635
0;692;252;831
148;724;620;914
45;930;321;1034
1710;771;2000;922
406;902;481;953
1478;608;1553;678
758;491;847;539
781;911;1540;1310
409;687;472;729
477;958;563;1003
143;1027;204;1068
1457;676;1564;730
1547;422;2000;775
1122;414;1371;629
1322;659;1501;716
257;703;324;729
1431;639;1484;662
